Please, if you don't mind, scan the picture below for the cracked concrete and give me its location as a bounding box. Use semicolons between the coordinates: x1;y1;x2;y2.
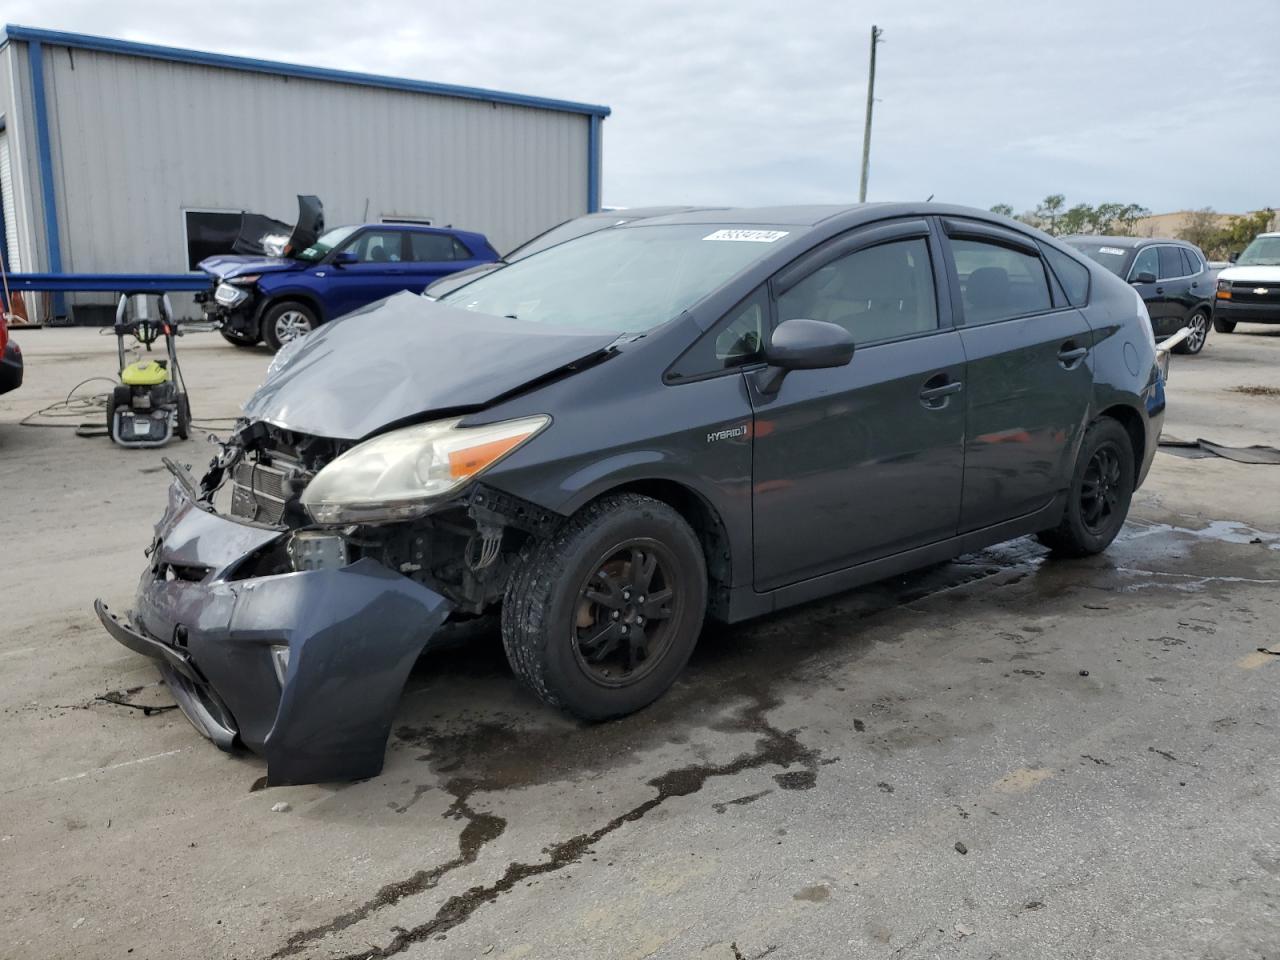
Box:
2;325;1279;960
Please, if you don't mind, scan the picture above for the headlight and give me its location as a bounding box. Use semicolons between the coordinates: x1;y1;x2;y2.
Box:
301;415;550;524
1216;280;1232;300
262;235;289;257
214;282;250;307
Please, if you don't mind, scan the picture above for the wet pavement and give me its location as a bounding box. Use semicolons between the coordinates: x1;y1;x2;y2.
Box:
2;326;1279;959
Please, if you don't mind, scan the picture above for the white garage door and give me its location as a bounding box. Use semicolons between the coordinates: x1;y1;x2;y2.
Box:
0;130;21;272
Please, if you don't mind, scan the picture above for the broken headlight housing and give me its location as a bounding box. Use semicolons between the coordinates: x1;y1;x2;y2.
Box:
300;415;549;525
214;282;250;307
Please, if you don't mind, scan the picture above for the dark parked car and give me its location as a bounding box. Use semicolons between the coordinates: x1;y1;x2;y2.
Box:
97;203;1165;784
1065;235;1214;354
0;311;22;396
200;222;499;350
424;206;711;299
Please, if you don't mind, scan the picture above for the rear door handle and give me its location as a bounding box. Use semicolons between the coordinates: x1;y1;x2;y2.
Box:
1155;286;1164;294
1058;343;1089;368
919;377;963;409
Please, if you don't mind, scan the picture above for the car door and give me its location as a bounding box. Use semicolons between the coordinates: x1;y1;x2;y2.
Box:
1179;246;1211;316
1126;245;1168;331
1155;244;1193;334
939;218;1094;533
403;231;485;290
323;228;412;317
749;220;966;591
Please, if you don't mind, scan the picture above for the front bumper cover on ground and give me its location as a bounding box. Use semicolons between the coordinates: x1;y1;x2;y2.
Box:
96;480;453;785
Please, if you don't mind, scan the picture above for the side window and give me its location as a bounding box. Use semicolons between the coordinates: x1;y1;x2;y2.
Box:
1130;246;1158;280
344;230;404;263
1179;247;1199;276
950;238;1051;324
1158;245;1184;280
666;287;767;382
408;232;463;262
775;237;938;343
1041;244;1090;306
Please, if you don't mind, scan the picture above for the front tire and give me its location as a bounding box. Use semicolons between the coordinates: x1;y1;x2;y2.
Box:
263;301;317;351
1037;418;1135;558
1174;309;1210;354
1213;316;1236;333
501;493;707;721
220;328;260;348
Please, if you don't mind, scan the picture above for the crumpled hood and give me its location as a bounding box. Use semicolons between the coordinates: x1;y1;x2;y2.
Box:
241;291;619;439
1217;264;1280;283
200;255;301;282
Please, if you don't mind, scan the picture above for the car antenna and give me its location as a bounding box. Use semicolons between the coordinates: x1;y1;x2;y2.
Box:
925;194;934;202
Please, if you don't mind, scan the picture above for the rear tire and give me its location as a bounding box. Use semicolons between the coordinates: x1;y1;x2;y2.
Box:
501;493;707;721
1037;418;1135;558
1173;309;1209;354
263;301;317;351
1213;316;1236;333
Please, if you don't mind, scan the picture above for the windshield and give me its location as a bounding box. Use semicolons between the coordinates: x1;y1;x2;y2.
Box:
296;225;359;263
506;215;623;261
1237;236;1280;266
1065;240;1131;277
440;224;790;333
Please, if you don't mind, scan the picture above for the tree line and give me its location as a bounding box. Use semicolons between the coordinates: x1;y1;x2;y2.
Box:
988;195;1150;237
989;195;1275;259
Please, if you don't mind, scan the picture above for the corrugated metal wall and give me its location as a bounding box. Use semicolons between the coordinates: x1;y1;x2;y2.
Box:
0;42;41;277
37;45;590;275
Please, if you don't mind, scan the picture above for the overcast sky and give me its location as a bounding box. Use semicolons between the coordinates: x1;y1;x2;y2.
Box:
8;0;1279;214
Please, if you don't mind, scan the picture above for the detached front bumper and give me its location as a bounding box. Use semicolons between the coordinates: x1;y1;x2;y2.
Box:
96;481;453;785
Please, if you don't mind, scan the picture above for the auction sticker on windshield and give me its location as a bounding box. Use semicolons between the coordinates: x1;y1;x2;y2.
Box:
1098;246;1126;256
703;229;790;243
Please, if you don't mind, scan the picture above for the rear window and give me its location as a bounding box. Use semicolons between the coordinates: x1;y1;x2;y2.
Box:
1065;240;1131;278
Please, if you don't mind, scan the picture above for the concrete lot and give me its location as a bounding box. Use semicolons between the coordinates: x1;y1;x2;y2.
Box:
2;322;1279;960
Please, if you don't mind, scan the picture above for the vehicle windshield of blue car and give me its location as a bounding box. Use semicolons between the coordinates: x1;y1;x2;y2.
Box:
1237;236;1280;266
294;225;360;262
438;224;788;332
1067;240;1130;277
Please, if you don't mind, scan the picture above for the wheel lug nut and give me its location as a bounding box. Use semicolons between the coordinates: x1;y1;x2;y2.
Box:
622;590;631;601
636;616;645;625
637;596;645;603
621;625;629;635
611;611;619;620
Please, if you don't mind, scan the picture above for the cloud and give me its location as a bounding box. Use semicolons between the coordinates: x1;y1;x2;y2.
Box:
6;0;1279;217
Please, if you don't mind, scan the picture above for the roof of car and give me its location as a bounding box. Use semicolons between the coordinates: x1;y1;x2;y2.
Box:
1063;235;1191;249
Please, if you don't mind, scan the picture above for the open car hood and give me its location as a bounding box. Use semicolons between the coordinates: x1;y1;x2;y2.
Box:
232;195;324;258
241;292;619;440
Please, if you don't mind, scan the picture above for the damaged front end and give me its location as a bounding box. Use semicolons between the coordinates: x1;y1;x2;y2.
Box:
95;415;559;785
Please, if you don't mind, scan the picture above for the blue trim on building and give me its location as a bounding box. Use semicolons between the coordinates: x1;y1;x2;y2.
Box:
2;25;611;118
5;272;211;292
27;40;66;315
587;114;602;213
0;113;8;269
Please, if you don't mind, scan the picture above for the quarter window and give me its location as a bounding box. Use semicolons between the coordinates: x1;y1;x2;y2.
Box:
666;287;767;381
1130;246;1158;281
1041;245;1090;306
1158;246;1184;280
776;238;938;343
409;232;471;262
950;239;1051;324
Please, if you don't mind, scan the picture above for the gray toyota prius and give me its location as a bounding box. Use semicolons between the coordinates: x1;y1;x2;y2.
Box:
97;203;1166;784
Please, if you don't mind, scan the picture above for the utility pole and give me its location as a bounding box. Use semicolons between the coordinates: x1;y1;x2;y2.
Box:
858;25;884;203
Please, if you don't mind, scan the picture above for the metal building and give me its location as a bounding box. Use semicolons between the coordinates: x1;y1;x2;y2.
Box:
0;25;608;320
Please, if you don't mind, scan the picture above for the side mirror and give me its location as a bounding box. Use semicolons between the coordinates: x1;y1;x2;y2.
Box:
755;318;855;395
332;250;358;266
1228;252;1239;263
1131;270;1157;285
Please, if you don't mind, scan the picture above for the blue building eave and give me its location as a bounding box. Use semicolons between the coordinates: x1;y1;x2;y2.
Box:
1;24;610;118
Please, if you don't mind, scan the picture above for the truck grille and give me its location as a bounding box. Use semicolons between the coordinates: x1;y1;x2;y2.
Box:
1230;281;1280;304
230;460;292;524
